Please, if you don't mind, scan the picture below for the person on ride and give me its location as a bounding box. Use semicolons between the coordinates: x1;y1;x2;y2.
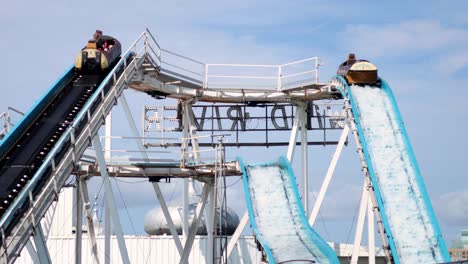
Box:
93;30;104;49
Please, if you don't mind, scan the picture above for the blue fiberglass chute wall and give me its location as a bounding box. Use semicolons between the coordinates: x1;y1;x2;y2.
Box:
239;156;339;264
0;66;75;157
333;75;450;263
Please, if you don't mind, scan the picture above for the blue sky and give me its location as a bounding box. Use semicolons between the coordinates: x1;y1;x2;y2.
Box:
1;0;468;247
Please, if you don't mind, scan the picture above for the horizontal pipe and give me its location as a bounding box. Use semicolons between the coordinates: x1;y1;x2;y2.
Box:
280;57;318;67
208;75;277;79
144;141;339;148
206;63;278;67
282;70;317;79
160;48;205;65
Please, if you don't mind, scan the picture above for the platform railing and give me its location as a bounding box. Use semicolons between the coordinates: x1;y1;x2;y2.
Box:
141;30;321;91
203;57;320;91
0;107;24;139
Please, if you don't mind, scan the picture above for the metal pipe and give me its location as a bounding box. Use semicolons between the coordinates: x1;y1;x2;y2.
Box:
92;136;131;264
75;179;83;264
368;194;376;264
32;225;52;264
206;63;278;67
179;184;211;264
280;57;318;67
80;179;100;264
300;107;309;214
161;48;205;65
351;181;369;264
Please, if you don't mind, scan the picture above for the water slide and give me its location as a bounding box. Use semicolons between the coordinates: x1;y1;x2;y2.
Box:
239;157;339;264
341;77;451;263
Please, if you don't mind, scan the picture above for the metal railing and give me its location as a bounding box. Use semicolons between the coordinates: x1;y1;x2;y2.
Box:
203;57;320;91
0;107;24;139
139;30;321;91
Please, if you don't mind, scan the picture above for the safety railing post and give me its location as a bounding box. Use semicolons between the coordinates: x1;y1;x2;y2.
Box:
6;112;11;133
204;64;209;89
144;31;148;56
315;58;319;84
278;65;282;91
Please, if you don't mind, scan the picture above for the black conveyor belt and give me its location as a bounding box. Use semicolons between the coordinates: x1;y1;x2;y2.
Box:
0;74;104;215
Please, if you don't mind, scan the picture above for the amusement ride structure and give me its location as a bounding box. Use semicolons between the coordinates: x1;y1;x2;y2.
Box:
0;29;451;264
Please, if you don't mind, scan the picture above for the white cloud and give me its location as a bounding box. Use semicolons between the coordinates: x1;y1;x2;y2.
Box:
341;20;468;58
434;189;468;225
310;183;362;221
434;50;468;75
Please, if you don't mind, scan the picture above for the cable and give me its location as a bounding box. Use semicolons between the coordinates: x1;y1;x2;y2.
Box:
318;210;331;241
114;178;148;184
223;177;242;189
114;179;137;235
146;181;178;264
343;191;362;260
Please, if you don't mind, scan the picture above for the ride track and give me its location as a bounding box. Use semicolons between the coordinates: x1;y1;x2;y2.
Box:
0;39;140;263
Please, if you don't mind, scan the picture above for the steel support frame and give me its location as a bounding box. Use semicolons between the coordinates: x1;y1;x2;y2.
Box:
79;178;100;264
104;199;110;264
179;183;211;264
368;196;376;264
181;100;203;250
104;109;112;264
300;104;309;214
309;125;349;225
350;182;377;264
25;240;40;264
120;93;184;256
151;182;183;255
32;224;51;264
286;103;309;212
183;102;220;264
75;177;83;264
286;104;303;162
206;186;215;264
351;181;369;264
92;135;131;264
224;212;249;260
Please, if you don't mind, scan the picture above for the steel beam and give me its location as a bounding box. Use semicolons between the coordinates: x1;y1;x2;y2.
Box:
75;179;83;264
205;186;215;264
25;240;40;264
179;183;211;264
105;112;112;162
351;181;369;264
184;103;201;161
300;105;309;214
368;194;376;264
309;125;349;225
32;225;51;264
79;179;100;264
105;199;110;264
92;135;130;264
121;92;184;257
224;212;249;260
151;182;183;255
286;105;303;162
